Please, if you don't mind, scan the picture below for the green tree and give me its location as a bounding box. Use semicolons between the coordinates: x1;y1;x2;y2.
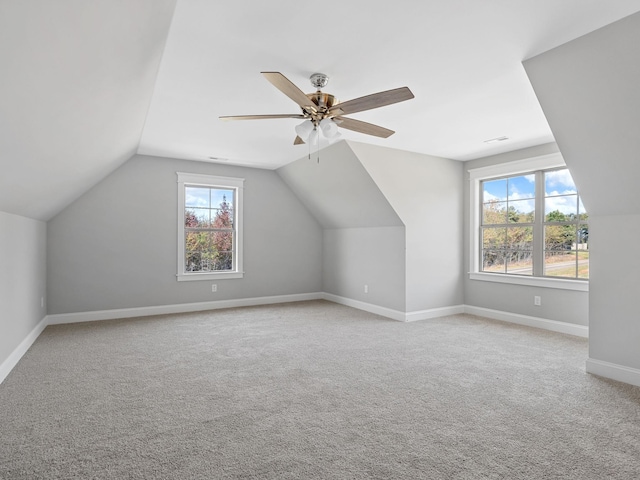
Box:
545;210;576;250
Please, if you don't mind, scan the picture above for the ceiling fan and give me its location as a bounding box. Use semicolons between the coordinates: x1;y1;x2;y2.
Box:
220;72;414;145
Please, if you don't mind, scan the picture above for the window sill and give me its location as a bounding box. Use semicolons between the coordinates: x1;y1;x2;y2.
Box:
177;271;244;281
469;272;588;292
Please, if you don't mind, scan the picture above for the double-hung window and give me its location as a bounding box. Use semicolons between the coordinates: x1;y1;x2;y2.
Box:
177;173;244;281
469;154;588;291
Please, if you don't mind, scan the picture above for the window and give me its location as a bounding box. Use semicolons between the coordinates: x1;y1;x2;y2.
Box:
469;154;588;291
177;173;244;281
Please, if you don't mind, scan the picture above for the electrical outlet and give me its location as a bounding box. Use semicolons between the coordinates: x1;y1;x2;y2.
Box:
211;284;217;293
364;284;369;294
534;296;541;306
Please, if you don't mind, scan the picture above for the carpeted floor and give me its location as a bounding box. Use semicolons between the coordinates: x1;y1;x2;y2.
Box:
1;300;639;479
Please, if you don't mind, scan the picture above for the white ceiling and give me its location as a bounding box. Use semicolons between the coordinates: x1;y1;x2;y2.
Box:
138;0;640;168
2;1;640;220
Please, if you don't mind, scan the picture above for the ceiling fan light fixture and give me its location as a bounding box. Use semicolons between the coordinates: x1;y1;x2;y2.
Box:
320;118;340;138
295;120;314;139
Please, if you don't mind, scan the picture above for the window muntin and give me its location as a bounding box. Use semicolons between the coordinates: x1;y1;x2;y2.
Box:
177;173;244;281
480;167;588;280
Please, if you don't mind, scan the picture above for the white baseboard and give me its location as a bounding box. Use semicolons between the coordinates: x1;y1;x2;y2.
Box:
47;292;324;325
0;316;48;385
321;293;406;321
0;295;594;387
464;305;589;338
405;305;465;322
586;358;640;387
321;295;465;323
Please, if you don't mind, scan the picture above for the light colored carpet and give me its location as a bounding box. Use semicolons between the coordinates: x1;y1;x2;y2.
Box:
1;300;639;479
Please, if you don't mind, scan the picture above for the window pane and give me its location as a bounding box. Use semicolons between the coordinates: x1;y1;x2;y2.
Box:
483;201;507;225
545;224;576;251
212;207;233;228
483;250;505;273
577;251;589;279
508;175;535;200
185;251;202;272
545;194;578;220
544;251;577;278
185;207;210;227
577;224;589;247
483;227;506;250
506;251;533;275
185;231;234;272
508;200;535;223
185;208;198;227
483;178;507;202
186;231;210;253
210;189;234;209
545;169;576;196
507;226;533;250
215;251;233;271
185;187;211;208
212;231;233;254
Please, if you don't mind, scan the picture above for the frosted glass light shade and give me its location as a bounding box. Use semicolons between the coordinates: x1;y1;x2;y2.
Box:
320;118;339;138
295;120;314;139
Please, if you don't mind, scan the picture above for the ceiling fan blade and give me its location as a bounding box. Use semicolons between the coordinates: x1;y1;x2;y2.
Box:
220;114;306;121
335;117;395;138
261;72;317;111
293;136;305;145
328;87;414;116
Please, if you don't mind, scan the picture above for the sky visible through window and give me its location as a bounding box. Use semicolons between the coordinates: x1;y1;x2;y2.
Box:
483;169;586;217
185;187;233;209
480;168;588;279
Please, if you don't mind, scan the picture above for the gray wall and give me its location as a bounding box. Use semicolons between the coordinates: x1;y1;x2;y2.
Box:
463;144;589;325
47;155;323;314
349;142;464;312
278;141;406;312
277;141;403;229
588;215;640;368
524;12;640;369
323;227;406;311
0;211;47;366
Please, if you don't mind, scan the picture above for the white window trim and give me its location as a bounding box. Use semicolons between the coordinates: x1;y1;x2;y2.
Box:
177;172;244;281
468;153;588;292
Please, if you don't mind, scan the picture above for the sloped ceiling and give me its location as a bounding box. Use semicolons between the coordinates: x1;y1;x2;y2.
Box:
0;0;176;220
276;141;403;229
524;12;640;216
2;1;640;221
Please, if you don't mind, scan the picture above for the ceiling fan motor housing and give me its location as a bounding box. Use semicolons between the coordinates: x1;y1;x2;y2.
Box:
306;92;338;111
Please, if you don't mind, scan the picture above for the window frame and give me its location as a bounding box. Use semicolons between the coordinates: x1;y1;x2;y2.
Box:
177;172;244;281
469;153;588;292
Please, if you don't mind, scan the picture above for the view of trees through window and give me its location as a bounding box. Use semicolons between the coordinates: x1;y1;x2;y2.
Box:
481;168;588;279
184;186;234;272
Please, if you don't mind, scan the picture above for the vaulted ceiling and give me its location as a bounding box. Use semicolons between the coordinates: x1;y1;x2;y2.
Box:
2;0;640;221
